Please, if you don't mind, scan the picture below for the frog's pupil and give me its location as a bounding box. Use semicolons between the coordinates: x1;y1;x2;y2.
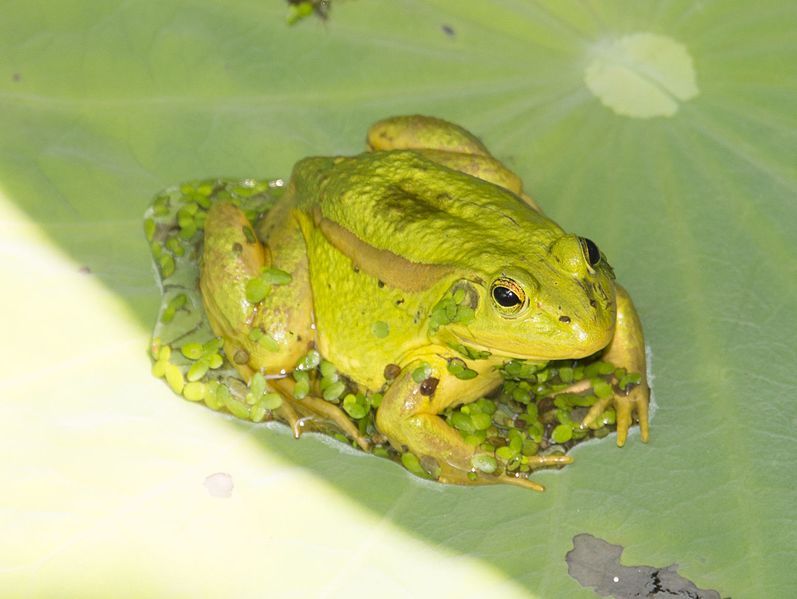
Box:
493;286;520;307
582;237;601;267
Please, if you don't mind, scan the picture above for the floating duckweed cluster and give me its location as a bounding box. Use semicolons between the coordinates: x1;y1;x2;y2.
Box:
147;177;642;486
428;286;475;333
446;357;478;380
439;359;641;481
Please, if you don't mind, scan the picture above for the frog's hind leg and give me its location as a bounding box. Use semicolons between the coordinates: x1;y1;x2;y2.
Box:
367;115;491;156
201;200;314;377
366;115;541;211
270;378;370;451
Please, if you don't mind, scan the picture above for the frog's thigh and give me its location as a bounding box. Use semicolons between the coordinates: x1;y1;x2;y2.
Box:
201;202;266;343
246;216;314;373
201;203;311;376
366;115;491;156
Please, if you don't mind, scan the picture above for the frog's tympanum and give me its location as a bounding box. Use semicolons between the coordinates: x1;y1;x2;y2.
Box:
150;115;649;490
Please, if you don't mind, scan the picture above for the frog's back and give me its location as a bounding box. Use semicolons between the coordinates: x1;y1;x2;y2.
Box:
291;151;564;277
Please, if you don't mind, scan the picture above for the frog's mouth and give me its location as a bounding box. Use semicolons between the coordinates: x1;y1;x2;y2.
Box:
454;324;613;362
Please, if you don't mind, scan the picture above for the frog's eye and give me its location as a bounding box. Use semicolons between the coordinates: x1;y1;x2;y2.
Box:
490;277;526;314
579;237;601;270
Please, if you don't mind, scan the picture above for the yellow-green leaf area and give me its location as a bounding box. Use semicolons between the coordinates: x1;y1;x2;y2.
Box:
585;32;699;118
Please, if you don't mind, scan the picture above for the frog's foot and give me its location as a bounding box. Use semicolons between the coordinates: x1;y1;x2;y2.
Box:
297;395;371;451
270;379;370;451
580;383;650;447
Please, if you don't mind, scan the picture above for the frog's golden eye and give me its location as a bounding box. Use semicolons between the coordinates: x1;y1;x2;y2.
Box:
490;278;526;314
579;237;601;270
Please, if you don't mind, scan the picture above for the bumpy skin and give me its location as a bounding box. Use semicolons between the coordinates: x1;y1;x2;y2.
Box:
200;115;650;488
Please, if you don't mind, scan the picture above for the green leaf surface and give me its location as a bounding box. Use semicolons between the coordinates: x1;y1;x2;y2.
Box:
2;1;795;597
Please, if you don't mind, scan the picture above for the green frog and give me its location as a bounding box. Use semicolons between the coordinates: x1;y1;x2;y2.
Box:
200;115;649;489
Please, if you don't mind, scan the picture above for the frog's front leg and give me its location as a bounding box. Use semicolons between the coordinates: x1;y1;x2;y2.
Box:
376;359;568;490
581;284;650;446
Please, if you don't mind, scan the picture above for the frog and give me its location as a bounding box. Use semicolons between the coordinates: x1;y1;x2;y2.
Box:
199;115;649;490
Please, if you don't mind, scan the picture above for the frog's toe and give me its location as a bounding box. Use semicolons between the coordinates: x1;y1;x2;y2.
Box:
527;453;573;468
502;474;545;492
580;396;614;431
614;396;632;447
270;379;370;450
300;395;371;451
581;385;650;447
637;390;650;443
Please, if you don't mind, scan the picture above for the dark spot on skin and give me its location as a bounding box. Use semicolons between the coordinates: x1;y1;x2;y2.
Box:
297;335;303;342
395;298;405;305
413;310;422;324
377;280;385;288
559;315;571;323
353;265;360;273
232;242;243;254
233;349;250;364
78;266;91;274
419;377;439;396
441;24;455;36
513;418;527;429
590;299;597;308
383;363;401;380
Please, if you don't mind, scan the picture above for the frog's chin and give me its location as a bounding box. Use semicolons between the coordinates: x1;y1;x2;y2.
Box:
456;334;611;362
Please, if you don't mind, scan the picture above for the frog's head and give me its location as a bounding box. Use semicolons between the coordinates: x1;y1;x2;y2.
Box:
444;234;617;361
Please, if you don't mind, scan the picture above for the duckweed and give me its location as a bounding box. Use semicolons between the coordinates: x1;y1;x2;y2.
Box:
186;360;209;382
401;452;431;479
447;358;478;380
323;380;346;402
343;393;369;419
249;328;280;352
371;321;389;338
296;349;321;371
551;424;573;444
428;289;475;333
471;453;498;474
261;392;283;410
448;342;491;360
411;363;432;383
245;278;269;303
164;363;185;394
250;403;268;422
183;382;206;402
